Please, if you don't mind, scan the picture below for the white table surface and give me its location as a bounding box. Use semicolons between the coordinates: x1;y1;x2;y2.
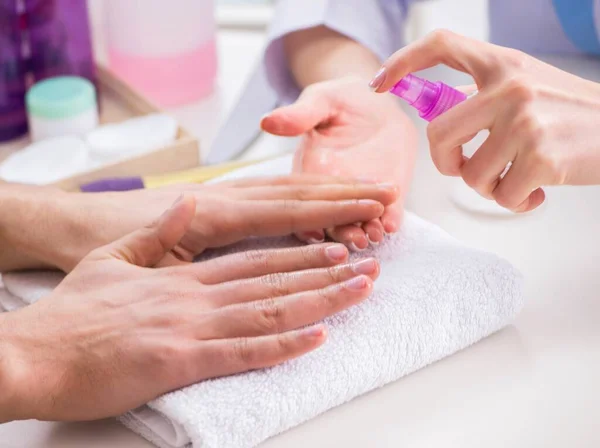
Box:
2;25;600;448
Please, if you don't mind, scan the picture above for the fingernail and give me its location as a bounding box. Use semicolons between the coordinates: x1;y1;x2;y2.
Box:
344;275;368;291
325;244;348;262
304;231;325;244
383;221;398;233
357;199;379;206
302;325;326;339
366;234;380;246
377;182;399;191
369;67;387;91
352;258;377;275
348;242;366;253
353;222;362;227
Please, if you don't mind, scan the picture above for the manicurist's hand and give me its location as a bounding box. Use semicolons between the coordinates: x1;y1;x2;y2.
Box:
370;30;600;212
0;176;398;272
261;77;417;250
0;195;379;422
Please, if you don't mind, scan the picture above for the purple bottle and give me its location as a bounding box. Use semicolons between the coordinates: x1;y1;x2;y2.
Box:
25;0;95;84
0;0;28;142
390;74;467;122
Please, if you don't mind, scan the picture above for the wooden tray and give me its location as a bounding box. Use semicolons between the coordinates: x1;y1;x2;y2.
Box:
0;65;201;192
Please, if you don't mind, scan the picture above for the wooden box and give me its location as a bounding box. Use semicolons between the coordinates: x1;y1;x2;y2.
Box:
0;66;201;192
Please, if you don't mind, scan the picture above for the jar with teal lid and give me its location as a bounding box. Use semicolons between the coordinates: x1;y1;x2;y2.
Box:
26;76;98;141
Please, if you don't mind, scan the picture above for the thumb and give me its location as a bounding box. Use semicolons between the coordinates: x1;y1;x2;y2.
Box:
103;194;196;267
260;91;332;137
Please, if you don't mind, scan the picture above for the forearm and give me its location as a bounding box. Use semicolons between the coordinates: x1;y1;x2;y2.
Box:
0;184;83;272
284;25;382;87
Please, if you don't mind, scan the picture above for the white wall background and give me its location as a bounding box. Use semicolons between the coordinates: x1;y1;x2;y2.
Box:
408;0;489;41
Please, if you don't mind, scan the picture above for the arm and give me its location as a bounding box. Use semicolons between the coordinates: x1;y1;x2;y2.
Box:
284;25;382;87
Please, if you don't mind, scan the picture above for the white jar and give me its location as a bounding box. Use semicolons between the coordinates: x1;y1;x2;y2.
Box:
26;76;99;142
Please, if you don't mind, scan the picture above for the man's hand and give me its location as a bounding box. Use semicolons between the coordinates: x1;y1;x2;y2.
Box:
0;195;379;422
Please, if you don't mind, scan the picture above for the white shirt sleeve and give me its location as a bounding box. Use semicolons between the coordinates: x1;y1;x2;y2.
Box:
263;0;411;104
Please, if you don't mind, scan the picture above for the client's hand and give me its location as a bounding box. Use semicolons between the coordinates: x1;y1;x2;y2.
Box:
0;195;378;422
27;175;397;272
261;77;417;251
371;30;600;212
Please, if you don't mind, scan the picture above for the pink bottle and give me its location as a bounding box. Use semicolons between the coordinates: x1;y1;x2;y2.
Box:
104;0;217;108
390;74;467;122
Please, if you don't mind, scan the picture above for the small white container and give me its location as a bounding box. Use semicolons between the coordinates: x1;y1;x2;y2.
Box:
26;76;99;142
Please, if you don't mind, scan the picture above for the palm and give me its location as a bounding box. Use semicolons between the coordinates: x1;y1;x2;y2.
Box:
263;77;417;249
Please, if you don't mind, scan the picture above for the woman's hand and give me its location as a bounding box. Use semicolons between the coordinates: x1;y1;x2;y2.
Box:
2;176;398;272
261;77;417;250
370;30;600;213
0;195;378;422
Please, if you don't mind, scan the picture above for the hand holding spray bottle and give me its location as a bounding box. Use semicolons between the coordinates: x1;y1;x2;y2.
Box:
386;74;513;216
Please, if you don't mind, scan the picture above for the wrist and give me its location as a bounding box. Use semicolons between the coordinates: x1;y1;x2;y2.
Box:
0;313;30;422
0;185;84;272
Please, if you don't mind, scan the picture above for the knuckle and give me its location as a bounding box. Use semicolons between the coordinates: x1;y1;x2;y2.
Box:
426;122;443;147
502;48;529;70
503;77;537;105
512;111;545;148
461;169;485;191
291;186;312;201
254;297;285;334
231;338;255;365
494;189;520;210
243;249;270;271
427;29;455;50
529;149;564;184
261;272;291;297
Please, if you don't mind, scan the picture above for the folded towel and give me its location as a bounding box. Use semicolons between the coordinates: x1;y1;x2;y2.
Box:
0;156;524;448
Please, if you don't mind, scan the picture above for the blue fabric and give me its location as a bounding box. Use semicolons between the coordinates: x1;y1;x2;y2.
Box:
552;0;600;54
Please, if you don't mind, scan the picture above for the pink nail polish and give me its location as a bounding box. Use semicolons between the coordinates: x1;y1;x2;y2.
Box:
352;258;377;275
344;275;368;291
325;244;348;262
369;67;387;91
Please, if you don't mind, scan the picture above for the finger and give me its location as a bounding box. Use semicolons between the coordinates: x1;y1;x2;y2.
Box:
98;195;196;267
295;229;326;245
187;243;349;284
211;174;370;189
186;199;385;248
363;219;385;245
372;29;502;93
460;130;515;199
225;182;399;207
260;89;332;136
492;157;545;212
379;201;403;234
195;325;327;380
211;259;379;308
326;225;369;252
212;275;372;338
426;92;495;176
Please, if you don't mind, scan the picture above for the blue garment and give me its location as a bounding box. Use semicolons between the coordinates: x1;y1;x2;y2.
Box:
552;0;600;54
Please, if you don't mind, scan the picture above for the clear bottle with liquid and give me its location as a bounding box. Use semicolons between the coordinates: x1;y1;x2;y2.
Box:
105;0;218;108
